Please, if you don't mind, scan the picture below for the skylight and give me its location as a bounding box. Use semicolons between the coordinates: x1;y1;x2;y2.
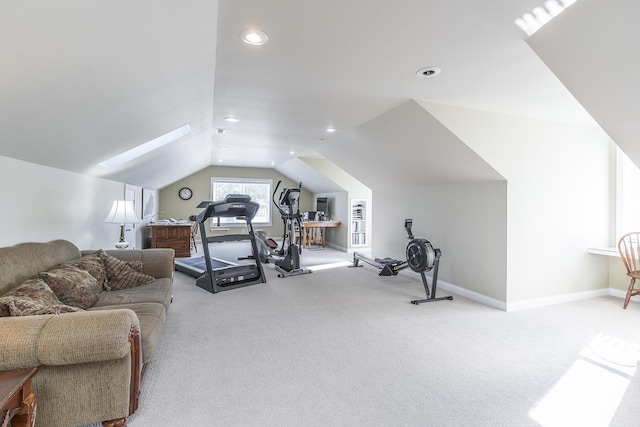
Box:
98;124;192;169
515;0;580;36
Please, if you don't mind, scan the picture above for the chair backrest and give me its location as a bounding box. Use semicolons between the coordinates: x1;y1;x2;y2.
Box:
618;232;640;274
190;221;198;236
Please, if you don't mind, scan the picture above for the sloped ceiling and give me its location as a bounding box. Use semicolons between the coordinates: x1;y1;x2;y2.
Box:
527;0;640;166
0;0;603;191
275;158;345;194
316;100;505;191
0;0;219;190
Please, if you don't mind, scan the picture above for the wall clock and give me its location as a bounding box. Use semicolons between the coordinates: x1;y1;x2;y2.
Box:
178;187;193;200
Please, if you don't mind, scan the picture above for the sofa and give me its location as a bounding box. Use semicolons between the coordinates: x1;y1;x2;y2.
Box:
0;239;174;427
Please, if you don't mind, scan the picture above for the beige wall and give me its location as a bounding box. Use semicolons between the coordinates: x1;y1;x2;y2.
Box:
421;101;612;305
159;165;312;239
373;181;508;302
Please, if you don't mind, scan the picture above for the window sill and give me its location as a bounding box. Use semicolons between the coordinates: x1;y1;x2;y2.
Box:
587;247;619;257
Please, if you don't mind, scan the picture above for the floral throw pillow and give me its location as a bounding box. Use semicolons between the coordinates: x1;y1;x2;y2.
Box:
0;278;83;317
57;252;107;288
38;266;102;309
99;252;154;291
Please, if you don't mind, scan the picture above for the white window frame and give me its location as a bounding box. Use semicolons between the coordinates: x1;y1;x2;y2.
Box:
210;177;272;227
616;147;640;241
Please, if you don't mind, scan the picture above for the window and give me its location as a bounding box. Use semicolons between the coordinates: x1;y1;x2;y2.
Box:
616;147;640;240
210;177;272;226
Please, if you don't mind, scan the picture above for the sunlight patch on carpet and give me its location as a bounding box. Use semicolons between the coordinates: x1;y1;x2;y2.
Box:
529;333;640;426
307;261;353;271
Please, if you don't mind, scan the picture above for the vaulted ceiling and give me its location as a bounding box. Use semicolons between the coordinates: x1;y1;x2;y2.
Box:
1;0;631;192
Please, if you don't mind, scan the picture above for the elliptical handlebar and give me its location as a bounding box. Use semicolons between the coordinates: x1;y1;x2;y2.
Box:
272;180;304;253
272;180;286;217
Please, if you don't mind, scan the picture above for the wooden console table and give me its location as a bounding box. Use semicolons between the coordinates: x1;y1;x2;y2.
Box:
149;224;192;258
0;367;38;427
302;221;341;248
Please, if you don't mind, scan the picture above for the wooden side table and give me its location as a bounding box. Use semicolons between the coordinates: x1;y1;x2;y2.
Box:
0;367;38;427
302;221;341;248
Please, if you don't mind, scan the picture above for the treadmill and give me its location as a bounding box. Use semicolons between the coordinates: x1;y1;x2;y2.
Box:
188;194;266;294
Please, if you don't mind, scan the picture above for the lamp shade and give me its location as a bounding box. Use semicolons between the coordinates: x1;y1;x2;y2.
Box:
104;200;140;224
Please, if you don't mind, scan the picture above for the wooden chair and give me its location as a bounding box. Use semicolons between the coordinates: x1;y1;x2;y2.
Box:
617;232;640;309
190;221;198;253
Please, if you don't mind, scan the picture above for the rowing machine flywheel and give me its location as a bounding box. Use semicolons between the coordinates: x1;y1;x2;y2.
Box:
406;238;436;273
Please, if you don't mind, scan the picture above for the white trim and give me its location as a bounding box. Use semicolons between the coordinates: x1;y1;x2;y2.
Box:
437;279;507;311
505;288;611;312
587;246;620;257
609;288;640;304
210;177;273;227
397;269;506;310
399;268;634;312
326;242;348;252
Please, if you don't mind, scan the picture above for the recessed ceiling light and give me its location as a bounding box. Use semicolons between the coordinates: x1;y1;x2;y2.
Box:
289;150;295;155
224;116;239;123
240;29;269;45
326;127;336;133
218;159;224;163
416;66;441;77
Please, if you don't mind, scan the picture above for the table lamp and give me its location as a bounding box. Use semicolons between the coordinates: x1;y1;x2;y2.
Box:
104;200;140;249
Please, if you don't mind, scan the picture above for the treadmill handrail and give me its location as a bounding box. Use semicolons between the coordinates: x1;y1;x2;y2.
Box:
194;196;260;223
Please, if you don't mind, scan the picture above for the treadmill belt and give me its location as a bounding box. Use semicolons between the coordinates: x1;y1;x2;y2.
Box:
175;257;236;278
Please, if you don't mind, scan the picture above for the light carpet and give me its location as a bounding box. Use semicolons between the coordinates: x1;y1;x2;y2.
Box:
120;250;640;427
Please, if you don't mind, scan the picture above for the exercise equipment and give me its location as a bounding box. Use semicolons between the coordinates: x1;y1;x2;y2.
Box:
175;256;237;278
238;230;279;264
351;219;413;276
405;234;453;305
272;181;311;278
189;194;266;293
352;219;453;305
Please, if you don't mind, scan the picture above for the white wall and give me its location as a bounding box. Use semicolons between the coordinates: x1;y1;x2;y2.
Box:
373;181;507;301
0;155;136;249
420;101;612;303
301;157;372;251
313;191;349;251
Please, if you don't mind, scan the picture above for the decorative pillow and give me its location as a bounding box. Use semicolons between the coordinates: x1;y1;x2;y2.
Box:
38;266;102;309
99;252;154;291
0;278;83;317
128;260;144;272
57;252;107;288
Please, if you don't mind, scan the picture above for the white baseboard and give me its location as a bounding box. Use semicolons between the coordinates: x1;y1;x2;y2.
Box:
397;270;507;310
326;242;348;252
505;288;612;312
436;278;508;311
398;269;633;311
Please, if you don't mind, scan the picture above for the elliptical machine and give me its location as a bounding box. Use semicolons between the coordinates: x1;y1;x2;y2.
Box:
272;181;312;278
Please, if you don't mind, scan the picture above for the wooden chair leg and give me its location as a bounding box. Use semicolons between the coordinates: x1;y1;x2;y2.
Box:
103;417;127;427
624;277;636;309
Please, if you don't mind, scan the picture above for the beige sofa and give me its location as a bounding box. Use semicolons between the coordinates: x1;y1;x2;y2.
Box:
0;240;174;427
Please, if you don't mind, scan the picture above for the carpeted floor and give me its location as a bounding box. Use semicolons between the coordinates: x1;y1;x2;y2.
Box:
119;245;640;427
